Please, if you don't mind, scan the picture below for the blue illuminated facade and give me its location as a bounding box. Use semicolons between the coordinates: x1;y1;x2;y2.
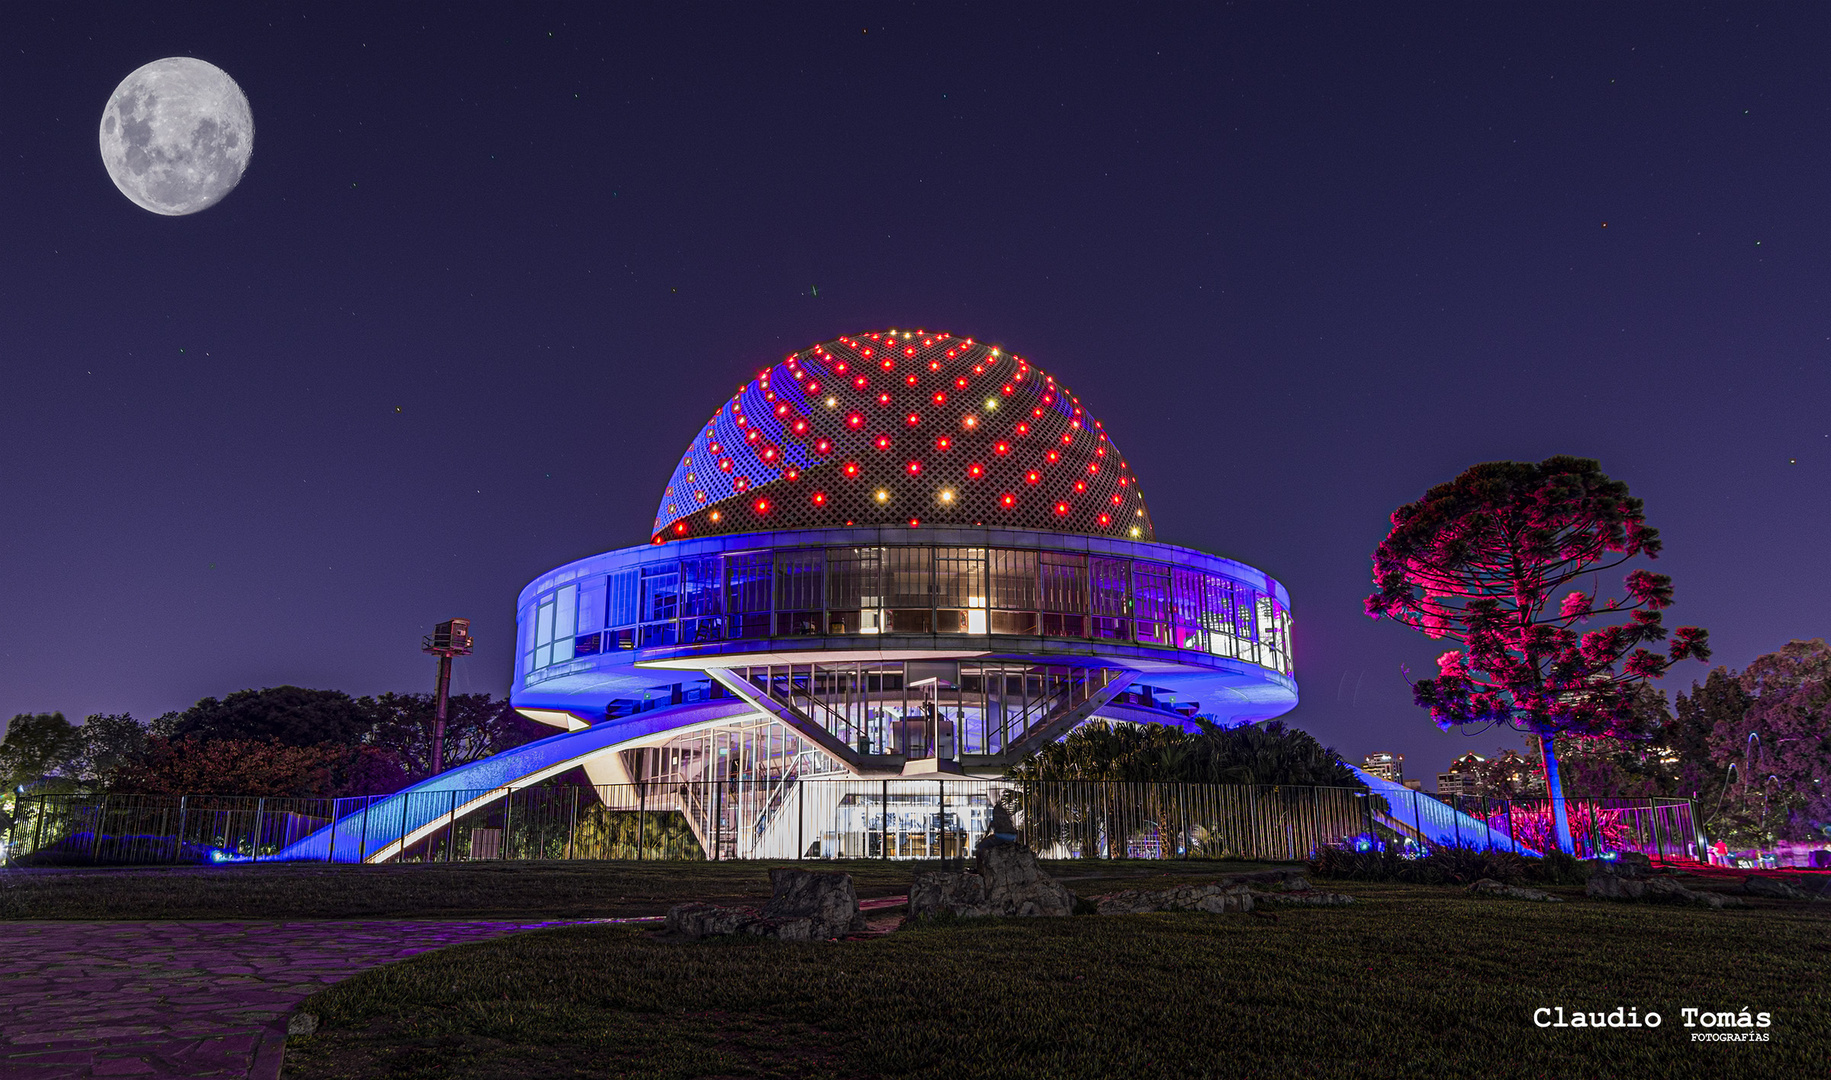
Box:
284;329;1301;862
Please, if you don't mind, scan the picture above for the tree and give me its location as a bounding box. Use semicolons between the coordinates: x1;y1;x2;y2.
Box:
0;713;83;799
169;687;375;747
1365;457;1710;853
1707;639;1831;845
1008;719;1360;788
109;736;406;797
70;713;149;784
1670;667;1750;807
365;692;548;781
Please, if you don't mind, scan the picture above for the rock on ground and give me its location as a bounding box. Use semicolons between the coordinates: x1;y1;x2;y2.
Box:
1093;882;1255;915
1251;889;1355;906
666;868;867;941
1468;878;1563;902
1739;875;1814;900
907;839;1076;919
1585;873;1746;909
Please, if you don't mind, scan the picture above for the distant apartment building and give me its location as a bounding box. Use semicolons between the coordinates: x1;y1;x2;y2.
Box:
1361;751;1404;784
1437;749;1546;799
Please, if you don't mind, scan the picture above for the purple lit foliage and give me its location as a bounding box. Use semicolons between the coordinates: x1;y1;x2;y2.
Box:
1364;457;1710;853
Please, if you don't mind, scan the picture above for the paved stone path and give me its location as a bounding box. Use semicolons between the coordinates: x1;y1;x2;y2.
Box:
0;919;580;1079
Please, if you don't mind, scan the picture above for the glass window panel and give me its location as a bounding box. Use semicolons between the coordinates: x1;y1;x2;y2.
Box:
1038;552;1087;614
774;548;825;611
554;584;577;641
576;578;607;634
933;547;986;609
1132;562;1172;645
825;547;882;611
536;598;555;647
640;565;678;622
681;556;722;617
519;606;536;654
1089;558;1129;616
1172;568;1204;649
725;552;773;613
987;549;1038;611
884;547;932;609
609;570;639;628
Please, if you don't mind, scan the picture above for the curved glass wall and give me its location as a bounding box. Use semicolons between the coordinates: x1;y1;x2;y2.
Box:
522;542;1291;685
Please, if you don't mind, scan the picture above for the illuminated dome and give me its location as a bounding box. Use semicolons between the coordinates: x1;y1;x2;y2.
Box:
652;330;1155;543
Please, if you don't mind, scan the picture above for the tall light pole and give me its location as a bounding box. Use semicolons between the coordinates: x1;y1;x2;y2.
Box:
422;619;473;776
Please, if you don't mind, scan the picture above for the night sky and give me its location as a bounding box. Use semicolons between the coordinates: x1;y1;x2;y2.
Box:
3;5;1826;783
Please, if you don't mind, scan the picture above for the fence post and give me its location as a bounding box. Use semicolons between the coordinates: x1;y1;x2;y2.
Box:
357;797;372;864
1647;797;1664;860
567;785;580;861
502;788;513;861
446;790;459;862
797;778;805;861
638;784;647;861
92;794;110;864
881;779;889;860
1586;798;1601;858
712;779;722;862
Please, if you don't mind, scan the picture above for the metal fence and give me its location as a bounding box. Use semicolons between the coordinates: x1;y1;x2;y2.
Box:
1;783;1701;867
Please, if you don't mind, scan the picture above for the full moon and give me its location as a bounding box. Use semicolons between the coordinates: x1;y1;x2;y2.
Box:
99;58;253;216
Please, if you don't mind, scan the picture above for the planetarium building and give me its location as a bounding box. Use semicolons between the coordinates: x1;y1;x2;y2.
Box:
279;329;1298;863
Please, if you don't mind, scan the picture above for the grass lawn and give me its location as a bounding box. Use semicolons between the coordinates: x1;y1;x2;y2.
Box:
0;857;1292;920
281;877;1831;1080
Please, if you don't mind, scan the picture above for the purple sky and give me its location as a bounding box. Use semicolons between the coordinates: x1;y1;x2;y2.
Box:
2;5;1825;783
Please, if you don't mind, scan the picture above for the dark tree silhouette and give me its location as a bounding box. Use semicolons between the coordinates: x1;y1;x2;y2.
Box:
1365;457;1710;853
169;686;375;747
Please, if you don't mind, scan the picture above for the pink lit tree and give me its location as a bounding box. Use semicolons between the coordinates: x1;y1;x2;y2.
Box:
1365;456;1711;854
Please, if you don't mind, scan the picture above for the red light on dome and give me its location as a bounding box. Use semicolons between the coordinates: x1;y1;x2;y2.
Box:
904;346;917;357
905;412;921;426
1060;432;1074;445
1046;450;1060;463
754;497;770;514
815;438;833;454
908;517;920;527
861;348;874;357
1096;446;1108;458
785;468;799;480
1054;501;1070;516
760;447;778;462
905;374;919;386
745;430;760;444
1025;470;1040;485
932;391;947;405
1119;477;1130;487
674;521;689;535
805;381;820;394
881;358;895;370
963;415;978;429
843;461;860;477
1001;385;1014;395
853;376;869;389
652;534;664;545
734;476;750;492
929;360;941;371
792;419;809;434
1015;422;1029;436
1111;493;1123;506
719;458;734;472
1087;462;1100;474
993;441;1010;455
834;361;848;374
955;376;969;388
874;435;892;450
877;393;892;406
1098;513;1111;526
735;415;747;427
812;491;827;506
935;436;951;451
709;442;722;453
1000;493;1016;508
846;412;865;428
906;460;922;475
968;463;985;478
1074;480;1087;493
973;364;985;375
695;491;706;502
1032;407;1045;418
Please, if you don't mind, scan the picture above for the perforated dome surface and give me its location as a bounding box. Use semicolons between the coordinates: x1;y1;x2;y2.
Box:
651;330;1154;544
